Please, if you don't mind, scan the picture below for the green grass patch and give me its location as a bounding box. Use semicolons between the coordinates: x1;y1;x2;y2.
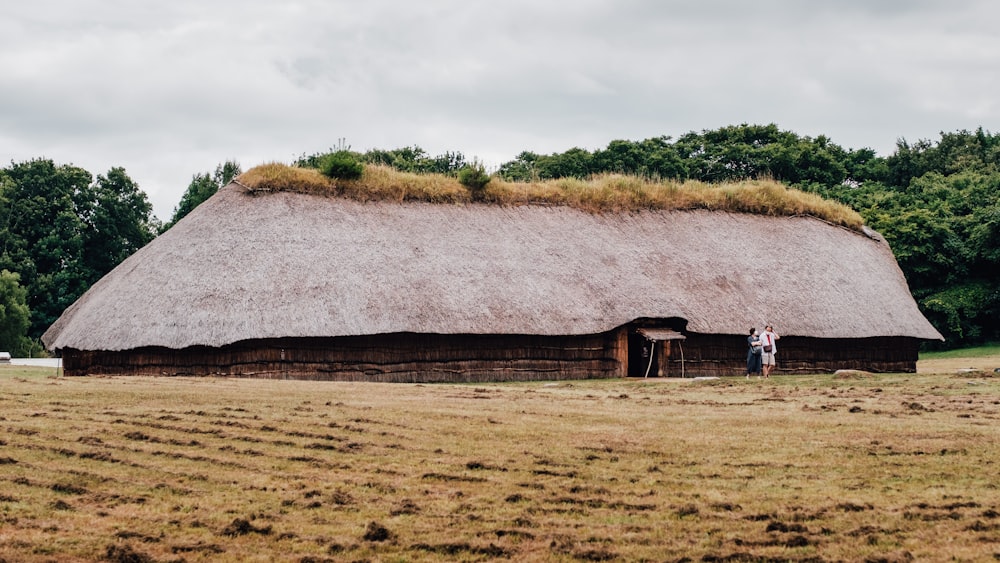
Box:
920;343;1000;360
0;364;59;379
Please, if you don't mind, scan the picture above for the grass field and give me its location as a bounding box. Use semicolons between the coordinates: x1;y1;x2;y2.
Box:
1;354;999;562
920;344;1000;361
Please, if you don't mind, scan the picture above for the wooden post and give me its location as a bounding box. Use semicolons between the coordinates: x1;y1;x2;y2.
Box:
658;340;671;377
610;327;629;378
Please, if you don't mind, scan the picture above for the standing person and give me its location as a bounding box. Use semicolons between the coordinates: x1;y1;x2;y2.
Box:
760;325;780;378
746;328;762;379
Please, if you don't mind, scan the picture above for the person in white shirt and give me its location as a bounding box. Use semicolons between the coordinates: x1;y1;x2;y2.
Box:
760;325;781;377
760;325;779;378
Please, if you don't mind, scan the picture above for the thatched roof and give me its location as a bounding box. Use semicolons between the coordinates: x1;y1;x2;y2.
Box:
43;183;942;352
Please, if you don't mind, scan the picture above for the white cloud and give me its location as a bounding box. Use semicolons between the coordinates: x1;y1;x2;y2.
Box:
1;0;998;219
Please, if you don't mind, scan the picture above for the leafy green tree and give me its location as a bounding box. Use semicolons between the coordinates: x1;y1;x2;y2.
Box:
671;125;855;186
843;144;1000;346
885;128;1000;188
300;145;468;176
164;161;241;230
920;281;998;343
495;125;864;188
842;147;889;186
535;147;594;179
593;139;647;175
458;160;491;199
497;151;541;182
0;159;91;337
358;146;429;172
0;269;31;355
77;167;158;285
672;124;782;181
636;136;688;179
318;151;364;180
424;151;466;174
969;203;1000;274
867;206;967;293
0;159;161;339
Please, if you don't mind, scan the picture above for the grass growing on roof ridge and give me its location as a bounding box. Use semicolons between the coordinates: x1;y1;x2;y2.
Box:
237;162;864;229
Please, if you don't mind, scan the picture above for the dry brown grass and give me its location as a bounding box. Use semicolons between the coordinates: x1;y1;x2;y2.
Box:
236;163;865;229
919;356;1000;375
919;345;1000;375
235;162;331;195
2;360;998;561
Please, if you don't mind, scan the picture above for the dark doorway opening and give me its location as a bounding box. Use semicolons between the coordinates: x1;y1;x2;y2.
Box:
626;321;688;378
628;332;658;377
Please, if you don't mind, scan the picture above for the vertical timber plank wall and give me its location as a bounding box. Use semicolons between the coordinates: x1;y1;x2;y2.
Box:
611;326;628;378
657;341;669;378
666;334;920;376
61;331;628;382
59;332;921;380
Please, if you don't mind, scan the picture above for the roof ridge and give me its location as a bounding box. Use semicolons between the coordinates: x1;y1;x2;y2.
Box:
234;163;867;231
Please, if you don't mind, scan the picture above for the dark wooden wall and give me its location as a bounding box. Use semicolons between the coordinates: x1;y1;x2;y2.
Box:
60;331;627;382
665;334;920;376
59;330;920;381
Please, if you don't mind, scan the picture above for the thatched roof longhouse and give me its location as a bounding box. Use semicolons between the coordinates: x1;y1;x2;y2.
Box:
43;181;941;356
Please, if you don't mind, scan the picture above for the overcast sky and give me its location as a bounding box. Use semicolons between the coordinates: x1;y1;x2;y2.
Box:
2;1;998;220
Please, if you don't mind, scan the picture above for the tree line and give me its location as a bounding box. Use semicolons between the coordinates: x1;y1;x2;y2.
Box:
1;124;997;355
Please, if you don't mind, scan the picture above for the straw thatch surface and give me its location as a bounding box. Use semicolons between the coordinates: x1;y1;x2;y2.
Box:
43;183;941;353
